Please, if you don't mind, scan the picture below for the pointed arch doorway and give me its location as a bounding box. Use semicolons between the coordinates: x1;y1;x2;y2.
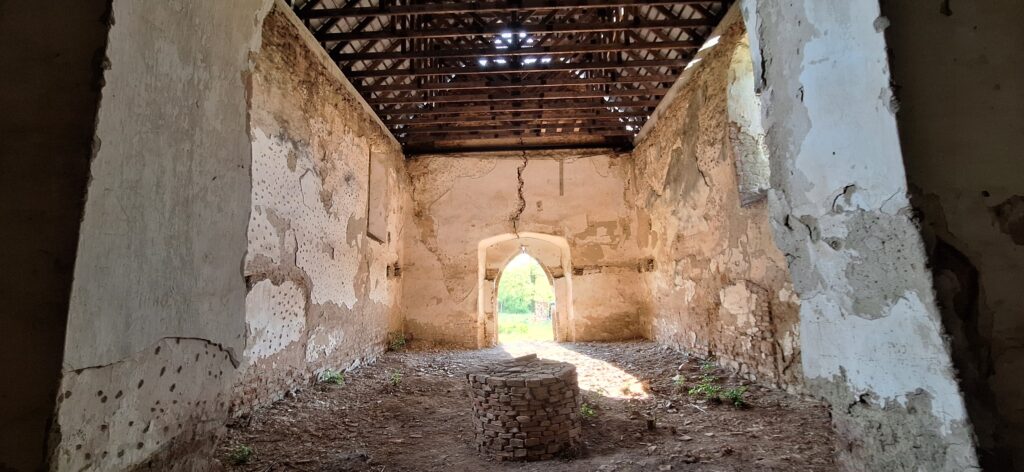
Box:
495;251;555;343
477;233;574;347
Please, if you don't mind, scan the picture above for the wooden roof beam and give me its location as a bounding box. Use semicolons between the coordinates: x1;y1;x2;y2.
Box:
301;1;726;19
379;99;661;116
318;19;716;42
397;122;639;135
370;88;666;105
334;40;699;62
359;74;677;92
347;59;684;78
400;129;636;144
386;112;648;126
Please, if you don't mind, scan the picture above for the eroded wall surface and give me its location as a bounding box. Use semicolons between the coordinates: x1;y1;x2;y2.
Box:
883;1;1024;468
403;151;647;346
752;0;978;469
236;6;410;413
51;1;273;470
630;14;800;390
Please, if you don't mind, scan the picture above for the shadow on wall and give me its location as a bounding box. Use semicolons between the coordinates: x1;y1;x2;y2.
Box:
479;233;574;346
881;0;1024;468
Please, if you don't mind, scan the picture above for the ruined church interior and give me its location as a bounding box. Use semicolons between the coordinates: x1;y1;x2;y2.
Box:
2;0;1022;471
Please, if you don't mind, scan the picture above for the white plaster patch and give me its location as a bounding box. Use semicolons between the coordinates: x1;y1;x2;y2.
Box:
778;285;801;304
800;291;970;433
250;128;365;308
720;282;757;327
243;280;305;361
248;206;283;265
305;326;343;364
792;2;910;216
54;338;236;471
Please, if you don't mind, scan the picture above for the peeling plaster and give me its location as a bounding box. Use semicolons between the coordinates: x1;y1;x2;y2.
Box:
754;0;979;468
404;151;647;346
630;11;800;391
234;5;411;417
52;0;275;469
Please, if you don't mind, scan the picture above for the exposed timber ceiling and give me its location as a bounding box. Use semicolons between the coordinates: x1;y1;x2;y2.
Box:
291;0;732;154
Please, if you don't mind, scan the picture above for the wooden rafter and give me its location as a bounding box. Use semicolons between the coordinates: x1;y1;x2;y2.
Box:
292;0;733;153
335;40;700;62
370;88;667;105
300;0;725;19
385;111;649;126
358;74;678;92
379;99;660;116
347;59;685;78
319;18;716;42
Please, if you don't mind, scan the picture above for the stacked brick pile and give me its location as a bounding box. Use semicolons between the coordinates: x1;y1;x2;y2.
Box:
465;354;582;461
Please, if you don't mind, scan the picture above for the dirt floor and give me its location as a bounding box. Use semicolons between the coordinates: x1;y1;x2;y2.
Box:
219;341;836;471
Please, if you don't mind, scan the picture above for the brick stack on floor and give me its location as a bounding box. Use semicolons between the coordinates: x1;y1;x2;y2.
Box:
465;354;582;461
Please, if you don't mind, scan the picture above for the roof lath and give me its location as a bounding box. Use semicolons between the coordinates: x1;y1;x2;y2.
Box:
293;0;732;154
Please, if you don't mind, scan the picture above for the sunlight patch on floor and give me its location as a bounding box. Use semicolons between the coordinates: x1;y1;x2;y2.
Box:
499;341;649;400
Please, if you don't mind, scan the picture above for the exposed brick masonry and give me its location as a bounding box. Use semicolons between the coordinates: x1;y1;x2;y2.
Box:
465;354;582;461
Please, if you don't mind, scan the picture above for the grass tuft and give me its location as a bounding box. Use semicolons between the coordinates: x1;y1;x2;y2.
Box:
722;386;749;408
387;332;407;351
319;369;344;385
227;444;254;465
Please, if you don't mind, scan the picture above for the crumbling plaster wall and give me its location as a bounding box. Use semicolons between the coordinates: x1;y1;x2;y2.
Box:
236;5;411;413
403;151;648;346
51;1;275;470
750;0;979;470
883;1;1024;468
0;2;108;470
630;12;800;391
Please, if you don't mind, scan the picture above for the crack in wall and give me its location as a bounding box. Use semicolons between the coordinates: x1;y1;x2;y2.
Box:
511;152;529;237
69;336;241;372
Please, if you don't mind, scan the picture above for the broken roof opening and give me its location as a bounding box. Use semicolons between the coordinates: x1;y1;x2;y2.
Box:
292;0;732;155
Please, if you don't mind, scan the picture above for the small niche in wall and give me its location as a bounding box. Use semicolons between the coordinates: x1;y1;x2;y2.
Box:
387;262;402;278
366;150;388;243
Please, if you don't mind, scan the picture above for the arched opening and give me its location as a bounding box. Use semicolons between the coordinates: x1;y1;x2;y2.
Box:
495;252;555;343
478;232;574;347
727;34;771;206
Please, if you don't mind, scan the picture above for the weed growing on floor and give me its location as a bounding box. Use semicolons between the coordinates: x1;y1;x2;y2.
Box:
699;358;717;372
580;403;597;419
319;369;344;385
721;386;749;408
672;374;686;389
388;370;403;387
227;444;254;465
688;374;722;401
388;332;407;351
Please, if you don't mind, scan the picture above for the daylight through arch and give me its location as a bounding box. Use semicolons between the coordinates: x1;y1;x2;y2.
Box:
496;252;555;343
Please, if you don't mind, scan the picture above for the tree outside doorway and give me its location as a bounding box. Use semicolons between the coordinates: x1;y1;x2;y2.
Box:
497;252;555;343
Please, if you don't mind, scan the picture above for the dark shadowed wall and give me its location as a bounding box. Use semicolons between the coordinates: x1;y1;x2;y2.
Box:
884;1;1024;469
0;2;108;470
